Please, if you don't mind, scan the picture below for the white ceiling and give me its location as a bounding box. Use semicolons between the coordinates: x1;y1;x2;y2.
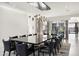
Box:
45;2;79;17
0;2;41;16
1;2;79;19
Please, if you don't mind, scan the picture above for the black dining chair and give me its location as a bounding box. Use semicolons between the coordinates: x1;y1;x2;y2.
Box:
33;34;37;36
19;35;26;38
9;36;19;53
38;40;55;56
53;36;62;55
9;36;18;39
28;34;32;36
3;39;16;56
9;36;23;44
44;33;49;35
9;36;18;47
16;43;35;56
56;34;63;48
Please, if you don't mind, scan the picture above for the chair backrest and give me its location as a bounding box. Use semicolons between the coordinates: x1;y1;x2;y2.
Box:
58;35;62;42
16;43;28;56
44;40;55;48
33;33;37;36
3;40;11;51
9;36;18;39
20;35;26;38
44;33;49;35
28;34;32;36
9;36;18;48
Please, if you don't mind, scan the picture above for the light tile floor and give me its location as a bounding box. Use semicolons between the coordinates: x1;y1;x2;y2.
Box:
69;34;79;56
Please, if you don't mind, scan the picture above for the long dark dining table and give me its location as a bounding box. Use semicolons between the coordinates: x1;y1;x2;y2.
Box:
10;37;51;56
10;36;56;56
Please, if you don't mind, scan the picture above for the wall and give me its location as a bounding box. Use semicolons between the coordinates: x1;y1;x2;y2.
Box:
0;5;28;52
0;5;38;52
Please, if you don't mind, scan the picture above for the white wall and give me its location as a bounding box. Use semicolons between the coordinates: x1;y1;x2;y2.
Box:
0;4;38;52
0;5;28;52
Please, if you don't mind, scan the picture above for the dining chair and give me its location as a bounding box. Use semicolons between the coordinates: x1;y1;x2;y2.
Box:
16;43;35;56
3;39;16;56
43;33;49;35
9;36;19;53
53;36;62;55
58;35;63;48
9;36;18;39
38;39;55;56
10;36;23;44
33;34;37;36
9;36;18;46
28;34;32;36
19;35;26;38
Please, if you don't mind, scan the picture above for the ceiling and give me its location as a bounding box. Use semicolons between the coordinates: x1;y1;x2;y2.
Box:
45;2;79;17
1;2;79;19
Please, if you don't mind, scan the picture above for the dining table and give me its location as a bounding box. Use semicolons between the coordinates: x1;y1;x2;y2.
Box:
10;36;56;56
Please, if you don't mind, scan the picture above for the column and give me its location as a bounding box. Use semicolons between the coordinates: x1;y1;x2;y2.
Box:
65;20;68;40
75;22;78;40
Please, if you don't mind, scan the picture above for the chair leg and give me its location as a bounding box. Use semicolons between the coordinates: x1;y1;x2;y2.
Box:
54;48;57;55
32;50;35;56
57;46;59;53
60;43;61;48
48;48;51;56
49;53;51;56
3;50;5;56
42;52;44;56
38;50;40;56
32;44;35;56
9;51;11;56
15;50;18;56
52;49;55;56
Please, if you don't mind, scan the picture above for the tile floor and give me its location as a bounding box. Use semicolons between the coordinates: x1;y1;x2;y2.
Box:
69;34;79;56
